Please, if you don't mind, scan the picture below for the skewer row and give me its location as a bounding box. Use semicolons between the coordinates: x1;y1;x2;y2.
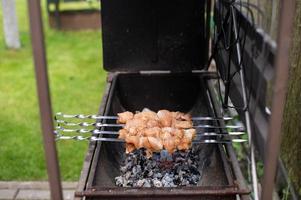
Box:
55;112;233;121
55;126;245;136
54;112;246;144
55;120;244;130
56;135;247;144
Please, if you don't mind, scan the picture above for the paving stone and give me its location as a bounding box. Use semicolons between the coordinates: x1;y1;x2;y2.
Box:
0;189;17;200
15;189;75;200
63;190;75;200
0;182;77;190
15;190;50;200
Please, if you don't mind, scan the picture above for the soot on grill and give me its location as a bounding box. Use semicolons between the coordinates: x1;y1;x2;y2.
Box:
115;148;202;187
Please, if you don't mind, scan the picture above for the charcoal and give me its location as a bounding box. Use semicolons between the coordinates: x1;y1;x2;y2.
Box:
136;179;145;187
161;173;175;187
132;165;142;175
160;150;173;162
189;175;199;185
126;179;134;187
120;165;127;173
153;178;163;187
115;176;124;186
115;148;202;187
162;173;173;183
147;170;154;177
175;156;185;163
144;179;152;187
180;180;190;186
151;160;157;168
125;171;131;180
135;179;152;187
153;172;162;179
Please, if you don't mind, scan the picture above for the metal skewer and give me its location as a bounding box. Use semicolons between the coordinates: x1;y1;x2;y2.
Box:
56;120;123;127
55;135;246;143
55;120;244;130
54;126;245;136
55;113;118;120
192;139;247;144
193;124;243;129
55;112;233;121
191;116;232;121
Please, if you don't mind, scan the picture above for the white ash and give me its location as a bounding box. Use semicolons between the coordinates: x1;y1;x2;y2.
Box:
115;148;201;187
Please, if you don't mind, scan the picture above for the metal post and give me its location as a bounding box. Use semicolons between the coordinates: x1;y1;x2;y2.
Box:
27;0;63;199
261;0;296;200
230;7;259;200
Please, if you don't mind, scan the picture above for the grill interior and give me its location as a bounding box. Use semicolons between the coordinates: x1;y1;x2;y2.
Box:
89;73;232;189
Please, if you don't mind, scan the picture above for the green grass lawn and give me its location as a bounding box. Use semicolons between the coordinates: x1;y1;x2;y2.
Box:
0;0;106;180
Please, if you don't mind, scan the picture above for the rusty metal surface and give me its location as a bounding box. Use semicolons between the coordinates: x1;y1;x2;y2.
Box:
76;186;249;197
27;0;63;199
85;78;117;190
261;0;296;199
206;80;250;200
75;79;113;195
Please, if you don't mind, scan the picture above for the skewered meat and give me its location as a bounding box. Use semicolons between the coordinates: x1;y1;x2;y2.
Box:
178;129;196;151
117;110;192;128
148;137;163;151
172;120;192;129
125;143;135;153
124;118;146;130
171;111;191;121
125;135;140;149
117;109;196;154
117;111;134;124
134;111;158;121
118;129;128;139
138;137;152;150
146;119;160;128
143;127;161;138
157;110;173;127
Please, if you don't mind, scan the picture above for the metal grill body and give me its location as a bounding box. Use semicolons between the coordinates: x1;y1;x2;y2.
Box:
73;0;277;199
27;0;296;199
75;73;250;199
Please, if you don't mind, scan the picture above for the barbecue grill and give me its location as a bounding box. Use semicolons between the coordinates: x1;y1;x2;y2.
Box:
27;0;296;199
72;73;250;199
72;0;252;199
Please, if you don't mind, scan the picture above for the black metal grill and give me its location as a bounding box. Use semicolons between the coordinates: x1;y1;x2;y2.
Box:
27;0;297;199
74;0;253;199
73;73;249;199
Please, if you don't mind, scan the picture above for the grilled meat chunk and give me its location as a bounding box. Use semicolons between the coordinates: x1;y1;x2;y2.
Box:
117;109;196;154
117;111;134;124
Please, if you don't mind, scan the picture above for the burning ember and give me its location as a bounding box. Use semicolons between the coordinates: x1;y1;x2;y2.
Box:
115;148;202;187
